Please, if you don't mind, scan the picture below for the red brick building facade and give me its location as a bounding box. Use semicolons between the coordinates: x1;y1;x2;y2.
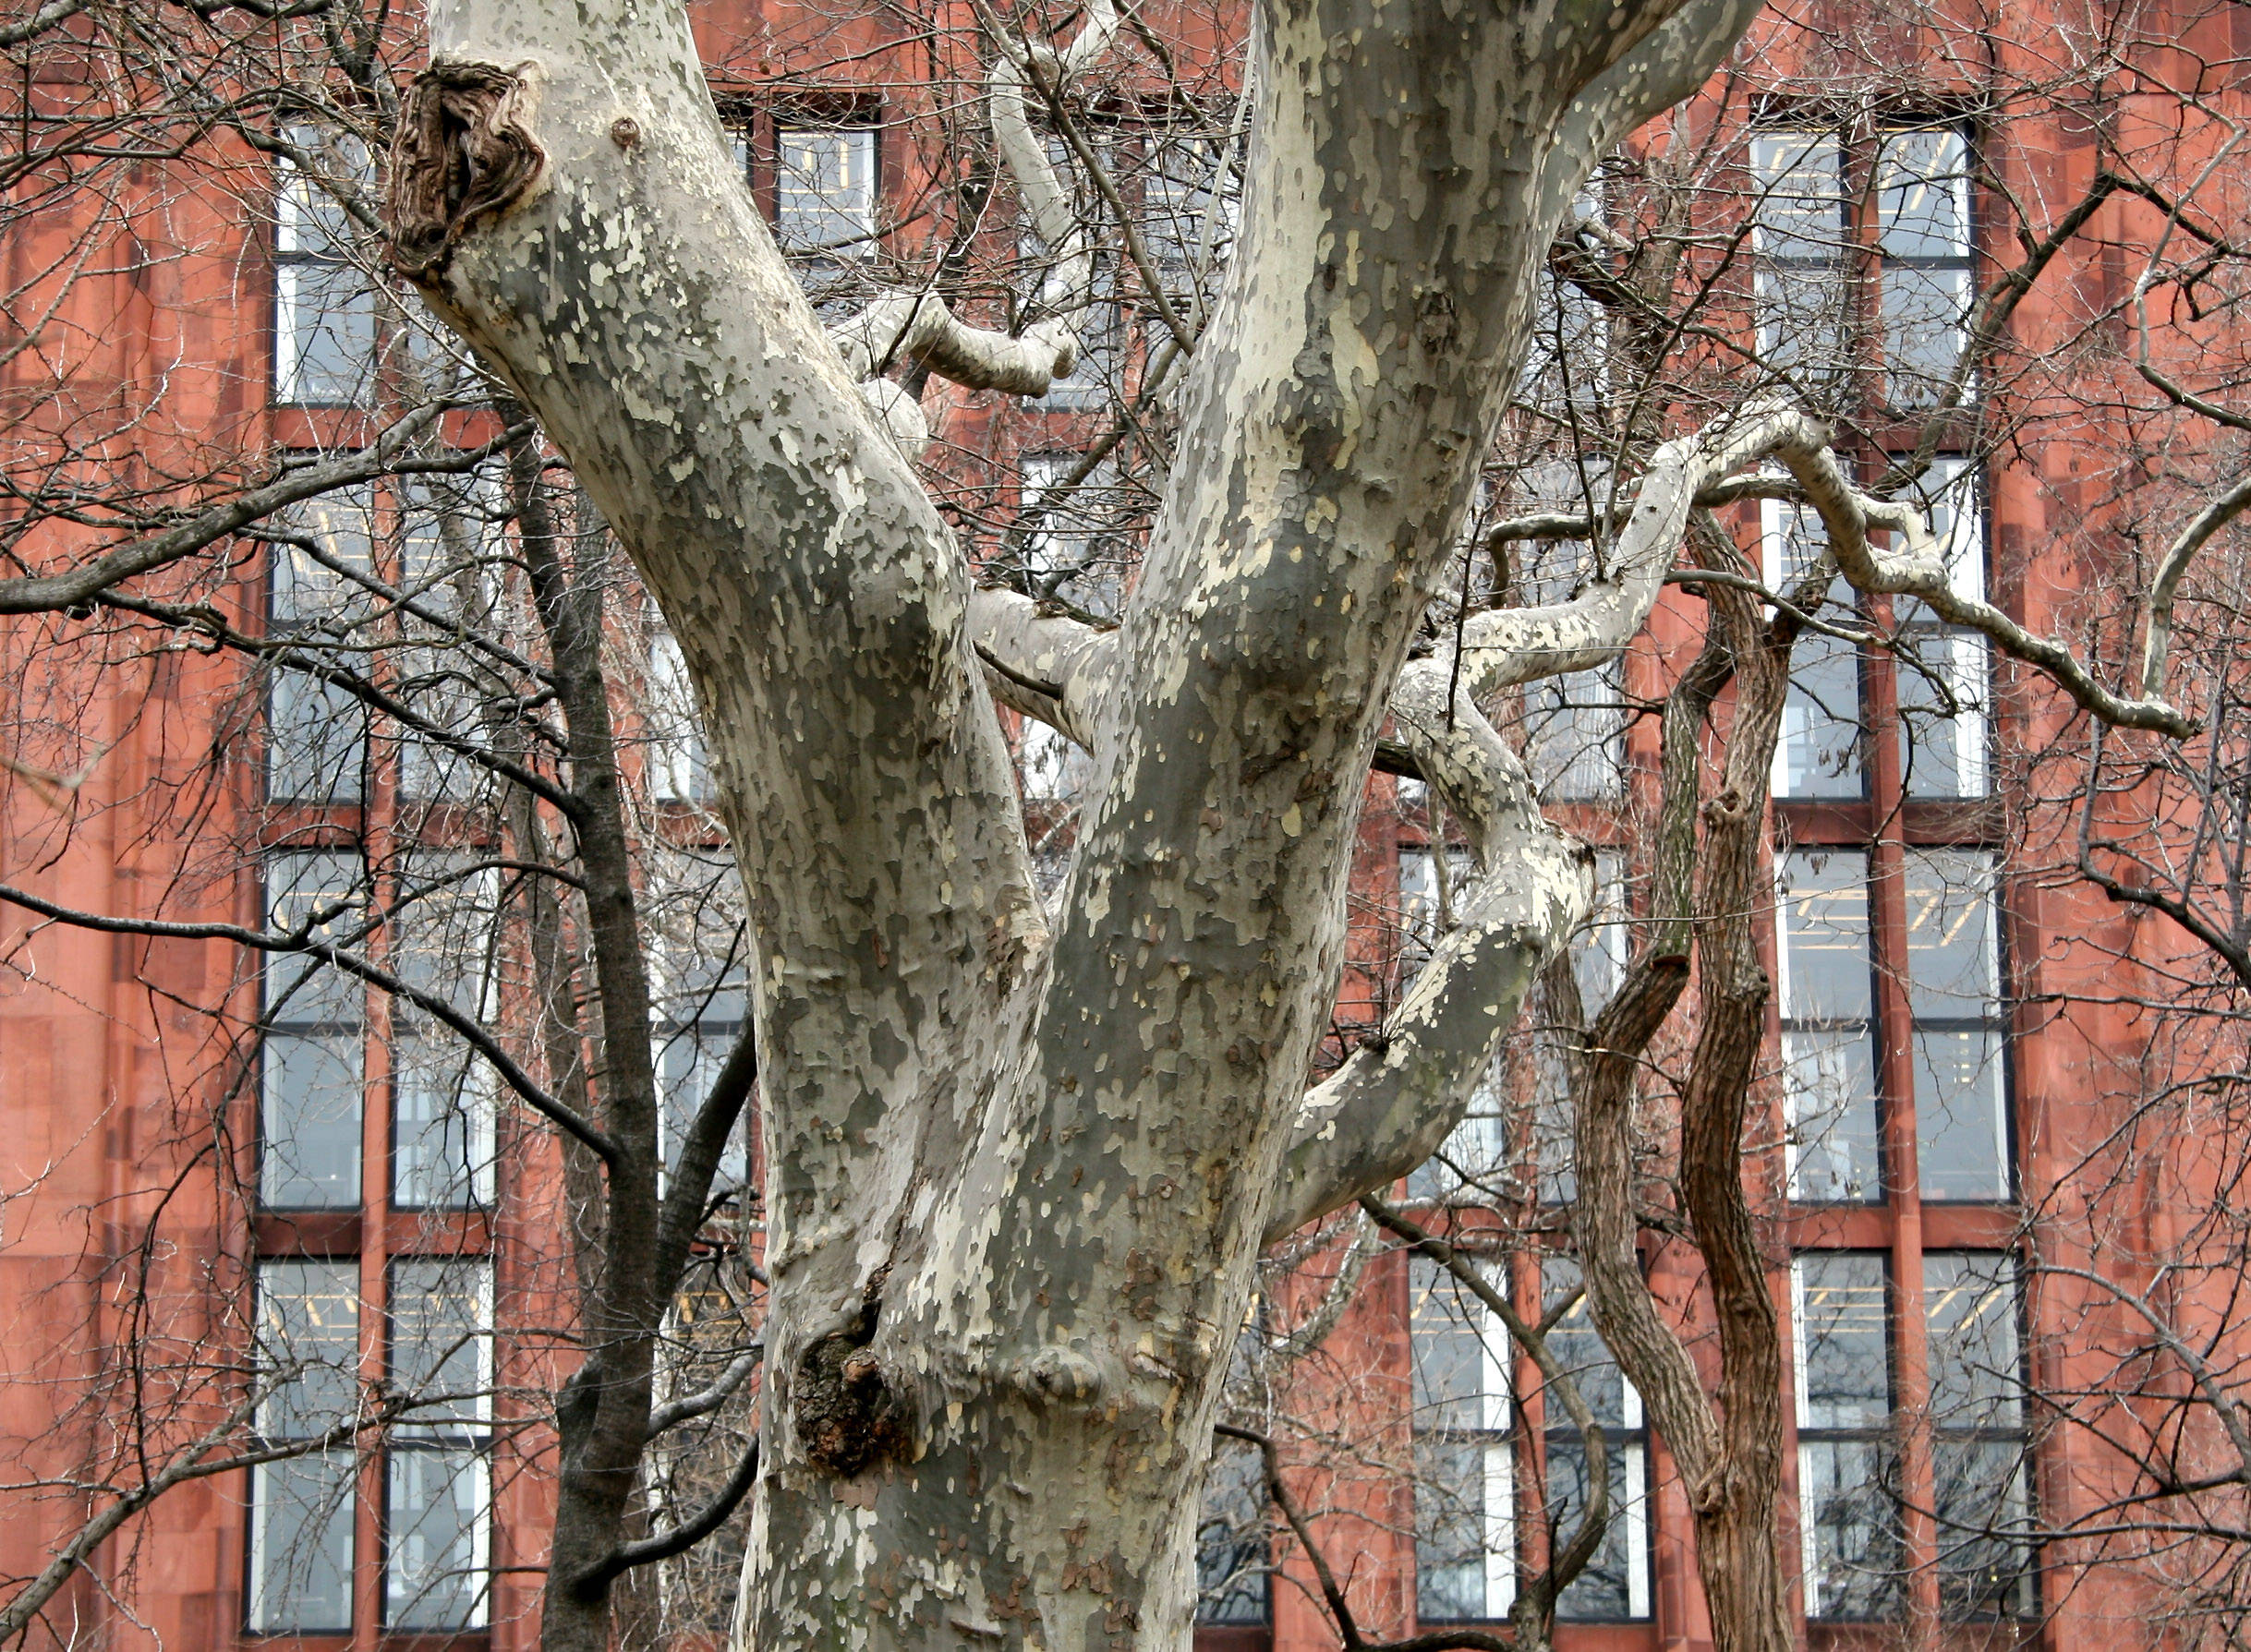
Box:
1;0;2246;1646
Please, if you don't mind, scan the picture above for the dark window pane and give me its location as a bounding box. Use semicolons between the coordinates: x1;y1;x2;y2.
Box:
249;1452;357;1633
388;1259;489;1431
1549;1437;1646;1622
1415;1435;1500;1622
1195;1436;1270;1623
1924;1253;2025;1429
392;1037;492;1211
1797;1253;1891;1429
1935;1438;2037;1621
1881;265;1969;407
256;1260;360;1437
268;670;369;802
1913;1028;2008;1200
1543;1259;1635;1433
1801;1438;1906;1620
260;1031;363;1209
1781;853;1873;1021
386;1444;488;1629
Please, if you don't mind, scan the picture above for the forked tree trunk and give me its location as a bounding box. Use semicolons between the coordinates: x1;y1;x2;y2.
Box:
393;0;1765;1643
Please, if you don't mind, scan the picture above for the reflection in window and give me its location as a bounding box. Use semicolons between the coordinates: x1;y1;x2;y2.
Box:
273;136;377;407
394;474;502;805
1925;1253;2036;1621
387;857;501;1211
1763;498;1864;800
1897;460;1990;801
248;1260;360;1634
1142;134;1239;324
1794;1253;1904;1621
1877;130;1974;410
1021;453;1132;616
262;852;367;1210
1750;132;1851;385
1527;665;1626;802
1543;1258;1650;1622
267;489;376;804
1194;1433;1271;1624
1904;852;2009;1200
648;632;713;804
386;1259;491;1630
1779;850;1882;1201
1411;1255;1514;1622
651;886;754;1205
774;127;877;253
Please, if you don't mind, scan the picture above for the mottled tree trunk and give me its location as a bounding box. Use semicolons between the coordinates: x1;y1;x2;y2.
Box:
394;0;1765;1642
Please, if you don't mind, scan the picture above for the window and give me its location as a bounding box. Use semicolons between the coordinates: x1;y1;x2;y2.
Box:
273;136;378;408
387;857;501;1211
1410;1254;1514;1622
385;1259;491;1630
1749;132;1852;382
1020;453;1131;616
262;852;368;1211
1904;852;2010;1200
1794;1252;1904;1621
1778;850;1882;1202
267;489;376;805
1526;667;1626;802
1925;1252;2036;1620
1194;1433;1271;1624
1793;1251;2036;1624
1764;497;1866;801
773;126;877;255
249;1260;360;1633
774;125;877;318
1543;1259;1652;1622
651;887;754;1203
1750;125;1974;410
648;631;713;803
1035;257;1122;409
1876;129;1974;409
393;473;502;805
1141;133;1239;324
1897;460;1990;800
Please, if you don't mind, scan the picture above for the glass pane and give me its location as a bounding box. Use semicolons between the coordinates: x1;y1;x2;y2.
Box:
1780;627;1864;797
1780;852;1872;1021
656;1017;753;1194
1785;1028;1882;1202
775;127;876;251
648;633;711;802
1914;1028;2008;1200
386;1445;489;1629
1018;717;1090;805
388;1260;490;1429
1800;1438;1905;1620
1543;1259;1636;1432
1877;128;1970;260
1750;132;1846;260
256;1260;360;1437
1898;628;1988;800
1924;1253;2024;1429
1795;1253;1890;1429
248;1453;357;1633
1550;1438;1646;1622
1935;1438;2036;1621
1415;1435;1495;1622
390;859;501;1019
261;1031;363;1209
1754;263;1854;374
1528;666;1626;802
1410;1256;1506;1433
268;670;369;802
1881;265;1969;407
393;1038;493;1210
265;851;367;1025
1904;851;1998;1018
1194;1435;1270;1624
278;260;378;407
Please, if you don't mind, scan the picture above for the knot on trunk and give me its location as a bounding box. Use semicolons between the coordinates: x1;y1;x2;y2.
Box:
794;1332;906;1478
386;61;546;279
